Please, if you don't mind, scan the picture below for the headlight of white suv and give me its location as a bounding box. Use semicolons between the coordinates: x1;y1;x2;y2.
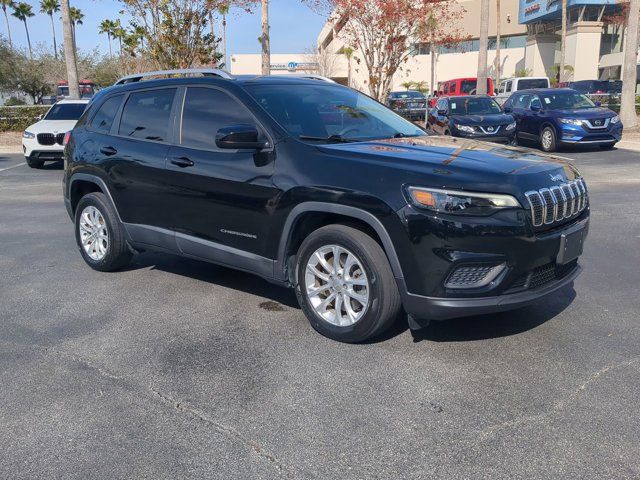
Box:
454;124;475;134
559;118;582;126
23;131;35;139
406;186;520;216
610;115;620;124
505;122;516;131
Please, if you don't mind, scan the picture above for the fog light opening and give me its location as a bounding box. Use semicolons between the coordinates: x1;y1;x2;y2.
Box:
445;263;507;289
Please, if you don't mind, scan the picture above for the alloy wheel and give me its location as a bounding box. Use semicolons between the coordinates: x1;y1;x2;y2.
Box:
79;205;109;261
304;245;370;326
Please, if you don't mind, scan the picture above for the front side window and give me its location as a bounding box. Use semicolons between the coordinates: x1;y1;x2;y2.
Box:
180;87;259;149
245;84;425;142
539;92;596;110
118;88;176;142
512;94;531;109
90;95;123;133
449;97;501;115
44;103;87;120
505;80;512;92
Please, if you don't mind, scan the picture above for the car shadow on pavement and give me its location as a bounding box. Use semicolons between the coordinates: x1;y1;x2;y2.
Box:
410;285;576;343
126;251;300;309
39;161;64;170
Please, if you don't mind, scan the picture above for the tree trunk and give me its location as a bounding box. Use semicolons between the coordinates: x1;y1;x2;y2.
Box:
61;0;79;99
222;15;227;68
23;20;32;59
430;43;436;96
50;14;58;59
3;7;12;47
559;0;567;83
620;0;639;128
347;56;351;87
495;0;501;89
261;0;270;75
107;33;112;58
476;0;489;94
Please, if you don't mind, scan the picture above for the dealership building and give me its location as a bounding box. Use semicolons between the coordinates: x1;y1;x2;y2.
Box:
230;0;639;92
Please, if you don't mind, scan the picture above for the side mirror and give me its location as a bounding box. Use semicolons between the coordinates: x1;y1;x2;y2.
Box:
531;103;541;112
437;109;447;116
503;106;512;113
215;124;267;150
595;101;602;107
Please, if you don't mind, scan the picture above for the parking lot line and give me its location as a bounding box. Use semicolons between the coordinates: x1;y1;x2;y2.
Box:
0;162;26;172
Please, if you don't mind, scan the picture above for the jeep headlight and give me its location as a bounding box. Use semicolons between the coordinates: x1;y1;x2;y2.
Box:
406;186;520;215
559;118;582;126
610;115;620;124
454;123;475;133
505;121;516;131
23;131;35;139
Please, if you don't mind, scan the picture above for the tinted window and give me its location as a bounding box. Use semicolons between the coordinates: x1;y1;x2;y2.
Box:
512;93;531;109
390;91;425;99
181;87;258;149
118;88;176;142
540;92;596;109
449;97;501;115
90;95;123;133
517;78;549;90
246;84;424;142
436;99;447;111
460;79;492;94
505;80;512;92
44;103;87;120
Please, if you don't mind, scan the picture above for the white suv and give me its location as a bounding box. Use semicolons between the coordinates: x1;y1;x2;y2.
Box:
22;99;89;168
495;77;550;105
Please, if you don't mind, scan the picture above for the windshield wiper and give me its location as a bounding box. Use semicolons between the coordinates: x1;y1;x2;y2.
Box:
298;134;356;143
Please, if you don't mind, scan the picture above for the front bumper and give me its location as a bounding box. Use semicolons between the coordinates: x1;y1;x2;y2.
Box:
393;205;589;321
452;129;516;144
558;123;622;145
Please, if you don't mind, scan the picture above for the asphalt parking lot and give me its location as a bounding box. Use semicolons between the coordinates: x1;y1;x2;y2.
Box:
1;146;639;479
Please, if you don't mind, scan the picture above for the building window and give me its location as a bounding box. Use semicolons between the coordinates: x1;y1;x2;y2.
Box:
600;24;624;56
410;43;431;55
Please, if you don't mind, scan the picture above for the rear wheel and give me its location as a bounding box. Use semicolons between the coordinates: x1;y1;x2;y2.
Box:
540;126;557;152
26;157;44;168
75;192;132;272
295;225;401;343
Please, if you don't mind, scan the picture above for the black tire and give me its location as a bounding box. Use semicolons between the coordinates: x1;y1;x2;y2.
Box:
74;192;132;272
599;142;616;150
26;157;44;168
539;126;557;152
294;224;401;343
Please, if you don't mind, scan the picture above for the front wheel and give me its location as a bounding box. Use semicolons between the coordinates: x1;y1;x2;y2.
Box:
26;157;44;168
540;126;557;152
295;224;401;343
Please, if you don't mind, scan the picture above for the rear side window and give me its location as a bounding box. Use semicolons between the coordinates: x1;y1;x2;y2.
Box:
517;78;549;90
90;95;123;133
180;87;258;150
118;88;176;142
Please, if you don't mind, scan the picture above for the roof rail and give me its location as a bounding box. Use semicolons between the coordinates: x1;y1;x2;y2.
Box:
282;74;336;83
114;68;234;85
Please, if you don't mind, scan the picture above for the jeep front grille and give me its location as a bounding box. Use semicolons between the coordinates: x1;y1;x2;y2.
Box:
524;179;587;227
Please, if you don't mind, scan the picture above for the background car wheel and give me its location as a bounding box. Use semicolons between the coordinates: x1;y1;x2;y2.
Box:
26;157;44;168
74;192;132;272
540;126;557;152
295;224;401;343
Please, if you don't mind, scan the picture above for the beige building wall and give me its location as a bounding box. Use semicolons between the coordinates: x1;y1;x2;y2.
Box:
565;23;603;81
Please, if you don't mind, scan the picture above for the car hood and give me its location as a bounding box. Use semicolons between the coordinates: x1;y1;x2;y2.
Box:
551;107;616;120
451;113;514;126
317;135;581;199
25;119;79;134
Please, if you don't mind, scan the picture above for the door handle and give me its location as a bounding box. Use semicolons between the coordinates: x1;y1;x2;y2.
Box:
170;157;194;168
100;146;117;156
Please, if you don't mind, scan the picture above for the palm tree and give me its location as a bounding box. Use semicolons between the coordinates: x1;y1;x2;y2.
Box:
619;0;639;128
132;24;145;50
98;19;115;57
401;81;414;91
11;2;34;58
40;0;60;59
340;46;353;87
112;19;125;56
60;0;79;98
69;5;82;51
260;0;270;75
476;0;489;94
1;0;14;47
218;2;229;68
559;0;567;84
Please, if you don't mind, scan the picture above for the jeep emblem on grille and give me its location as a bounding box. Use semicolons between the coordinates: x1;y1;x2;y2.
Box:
549;174;564;182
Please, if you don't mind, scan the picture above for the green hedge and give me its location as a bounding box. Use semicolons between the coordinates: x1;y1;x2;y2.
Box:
0;105;50;132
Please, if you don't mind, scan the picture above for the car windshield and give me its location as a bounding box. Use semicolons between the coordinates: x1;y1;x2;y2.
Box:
449;97;502;115
516;78;548;90
390;91;424;99
539;92;596;110
44;103;87;120
246;84;425;142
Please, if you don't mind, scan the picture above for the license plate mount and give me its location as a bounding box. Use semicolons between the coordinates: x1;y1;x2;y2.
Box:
557;223;586;265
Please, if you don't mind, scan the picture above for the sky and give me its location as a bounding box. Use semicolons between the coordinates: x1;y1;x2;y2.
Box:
2;0;328;57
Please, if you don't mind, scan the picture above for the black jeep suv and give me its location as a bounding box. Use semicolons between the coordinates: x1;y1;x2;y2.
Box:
63;70;589;343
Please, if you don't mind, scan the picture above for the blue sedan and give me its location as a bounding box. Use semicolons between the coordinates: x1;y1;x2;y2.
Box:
503;88;623;152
